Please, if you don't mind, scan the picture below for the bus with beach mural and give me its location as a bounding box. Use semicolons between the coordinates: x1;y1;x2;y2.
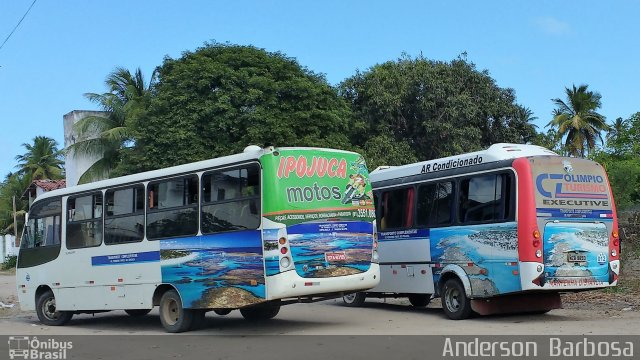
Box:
342;143;620;320
16;146;379;332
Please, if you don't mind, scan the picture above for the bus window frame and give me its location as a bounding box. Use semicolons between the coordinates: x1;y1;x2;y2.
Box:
415;181;455;229
376;186;416;232
65;191;104;250
454;170;516;226
200;162;262;235
146;174;199;241
21;197;63;249
104;183;146;245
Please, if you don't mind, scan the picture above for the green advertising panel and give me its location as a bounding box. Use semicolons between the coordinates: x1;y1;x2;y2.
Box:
260;148;375;226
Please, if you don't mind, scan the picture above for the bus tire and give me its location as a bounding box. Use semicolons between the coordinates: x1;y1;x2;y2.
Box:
214;309;232;316
240;301;281;321
408;294;431;307
125;309;152;317
441;278;472;320
159;289;194;333
190;310;207;330
36;290;73;326
342;292;366;307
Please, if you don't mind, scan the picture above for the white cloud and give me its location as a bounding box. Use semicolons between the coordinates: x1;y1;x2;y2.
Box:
534;16;570;35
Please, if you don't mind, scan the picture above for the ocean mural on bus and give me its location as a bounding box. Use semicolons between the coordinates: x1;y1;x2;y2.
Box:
160;231;265;308
430;222;521;297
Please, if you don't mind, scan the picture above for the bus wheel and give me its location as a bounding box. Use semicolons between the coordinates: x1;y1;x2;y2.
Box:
36;290;72;326
125;309;152;317
190;310;207;330
214;309;232;316
342;292;366;307
408;294;431;307
240;301;281;321
441;278;472;320
159;289;194;333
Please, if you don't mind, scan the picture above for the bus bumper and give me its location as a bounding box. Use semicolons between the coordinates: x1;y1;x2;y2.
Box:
265;263;380;300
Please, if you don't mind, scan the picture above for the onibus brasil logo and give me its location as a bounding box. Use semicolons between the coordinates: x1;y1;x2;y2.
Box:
8;336;72;359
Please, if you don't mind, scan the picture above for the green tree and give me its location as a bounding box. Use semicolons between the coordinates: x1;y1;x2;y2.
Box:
68;67;154;183
605;117;631;157
547;84;609;157
339;54;536;162
0;172;30;235
15;136;64;181
121;43;352;173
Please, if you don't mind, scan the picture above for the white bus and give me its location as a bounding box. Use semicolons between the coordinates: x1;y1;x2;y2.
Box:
343;143;620;319
17;146;379;332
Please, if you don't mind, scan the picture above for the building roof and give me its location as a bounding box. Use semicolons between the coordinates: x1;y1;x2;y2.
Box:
22;179;67;199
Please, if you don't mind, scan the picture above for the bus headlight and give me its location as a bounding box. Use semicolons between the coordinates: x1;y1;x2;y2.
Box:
280;256;291;268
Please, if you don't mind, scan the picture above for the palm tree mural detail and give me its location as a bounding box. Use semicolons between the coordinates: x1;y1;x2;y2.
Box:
67;67;154;184
547;84;609;157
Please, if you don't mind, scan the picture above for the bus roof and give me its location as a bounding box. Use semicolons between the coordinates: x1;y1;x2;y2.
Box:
32;146;361;204
370;143;558;183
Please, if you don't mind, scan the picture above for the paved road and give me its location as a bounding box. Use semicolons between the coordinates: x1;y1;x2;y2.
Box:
1;272;639;335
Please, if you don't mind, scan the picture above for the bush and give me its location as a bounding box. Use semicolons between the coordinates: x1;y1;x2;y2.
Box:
1;255;16;270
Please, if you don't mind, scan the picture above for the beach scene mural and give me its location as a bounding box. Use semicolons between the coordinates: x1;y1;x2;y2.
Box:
287;221;373;278
543;221;610;283
160;230;265;309
430;222;521;297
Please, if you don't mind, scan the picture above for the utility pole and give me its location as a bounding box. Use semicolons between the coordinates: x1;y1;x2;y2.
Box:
13;195;18;248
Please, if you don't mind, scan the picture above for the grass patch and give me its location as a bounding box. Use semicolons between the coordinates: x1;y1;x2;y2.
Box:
1;255;16;271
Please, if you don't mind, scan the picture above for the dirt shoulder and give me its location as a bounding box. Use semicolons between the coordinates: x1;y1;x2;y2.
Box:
0;269;19;318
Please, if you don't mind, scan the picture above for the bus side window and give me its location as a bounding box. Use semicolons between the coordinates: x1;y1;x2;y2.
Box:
458;173;510;224
201;164;261;234
417;181;453;227
146;176;199;240
105;185;145;245
66;193;103;249
380;187;413;230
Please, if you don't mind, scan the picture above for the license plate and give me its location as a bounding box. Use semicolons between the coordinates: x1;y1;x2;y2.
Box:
567;253;587;262
325;251;347;262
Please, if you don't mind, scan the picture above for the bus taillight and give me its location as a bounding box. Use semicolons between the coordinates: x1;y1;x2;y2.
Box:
532;230;541;248
280;247;288;255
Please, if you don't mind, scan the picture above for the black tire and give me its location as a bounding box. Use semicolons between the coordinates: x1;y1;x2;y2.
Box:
408;294;431;307
36;290;73;326
125;309;152;317
190;310;207;330
342;292;366;307
239;301;281;321
214;309;232;316
159;289;194;333
441;278;472;320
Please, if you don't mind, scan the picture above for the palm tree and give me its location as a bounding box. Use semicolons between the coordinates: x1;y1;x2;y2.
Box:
547;84;609;157
0;172;30;235
67;67;154;183
15;136;64;180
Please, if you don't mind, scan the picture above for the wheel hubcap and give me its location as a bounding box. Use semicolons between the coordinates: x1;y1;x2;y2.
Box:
42;297;59;320
162;299;179;326
445;287;461;312
344;293;356;303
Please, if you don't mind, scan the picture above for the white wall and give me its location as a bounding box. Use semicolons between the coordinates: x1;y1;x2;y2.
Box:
1;234;18;260
63;110;108;186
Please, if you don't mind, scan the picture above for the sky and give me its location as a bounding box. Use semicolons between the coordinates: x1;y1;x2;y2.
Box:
1;0;639;176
